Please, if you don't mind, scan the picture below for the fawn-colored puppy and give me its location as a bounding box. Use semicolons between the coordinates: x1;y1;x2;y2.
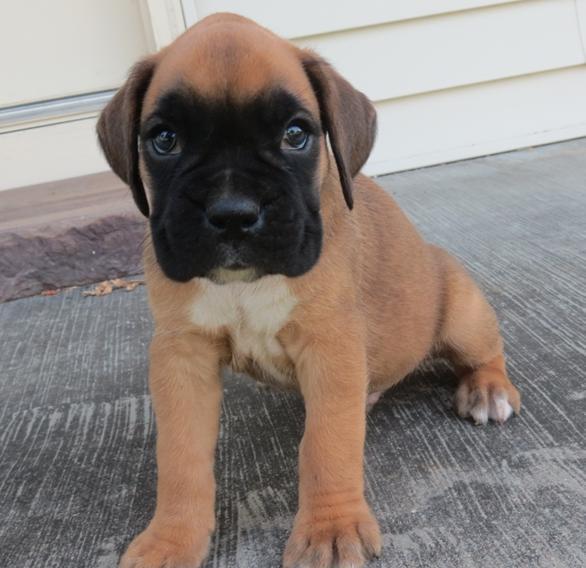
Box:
98;13;520;568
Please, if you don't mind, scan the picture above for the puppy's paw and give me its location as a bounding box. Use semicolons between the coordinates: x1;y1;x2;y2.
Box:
119;521;212;568
283;502;381;568
366;391;383;413
455;372;521;425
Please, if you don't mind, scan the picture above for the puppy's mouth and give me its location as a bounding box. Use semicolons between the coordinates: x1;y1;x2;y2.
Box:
208;267;259;284
217;242;250;267
208;243;261;284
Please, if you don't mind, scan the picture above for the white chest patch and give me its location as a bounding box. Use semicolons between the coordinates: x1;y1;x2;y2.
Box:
190;275;297;382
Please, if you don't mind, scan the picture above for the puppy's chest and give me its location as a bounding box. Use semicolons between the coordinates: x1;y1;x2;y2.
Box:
190;277;297;384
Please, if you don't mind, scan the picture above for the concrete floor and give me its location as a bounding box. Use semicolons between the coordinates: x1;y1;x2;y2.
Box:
1;140;585;568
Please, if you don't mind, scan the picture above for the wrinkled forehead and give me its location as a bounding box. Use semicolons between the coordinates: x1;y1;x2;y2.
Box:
143;20;318;118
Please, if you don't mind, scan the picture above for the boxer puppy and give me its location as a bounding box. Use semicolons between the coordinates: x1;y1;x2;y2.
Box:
97;13;521;568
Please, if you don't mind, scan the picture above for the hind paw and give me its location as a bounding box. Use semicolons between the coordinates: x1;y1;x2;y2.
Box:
455;374;520;425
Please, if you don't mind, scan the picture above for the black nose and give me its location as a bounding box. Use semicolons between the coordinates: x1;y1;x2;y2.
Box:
206;197;261;233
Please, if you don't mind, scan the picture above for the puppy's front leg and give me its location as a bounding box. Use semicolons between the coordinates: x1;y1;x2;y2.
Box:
120;332;222;568
284;324;381;568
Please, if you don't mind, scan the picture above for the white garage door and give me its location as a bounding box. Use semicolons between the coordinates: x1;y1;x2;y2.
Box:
0;0;152;190
2;0;586;190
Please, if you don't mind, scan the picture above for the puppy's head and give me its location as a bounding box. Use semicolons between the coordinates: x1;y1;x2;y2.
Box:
97;13;376;283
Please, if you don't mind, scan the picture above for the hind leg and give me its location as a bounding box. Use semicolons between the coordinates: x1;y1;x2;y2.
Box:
436;249;520;425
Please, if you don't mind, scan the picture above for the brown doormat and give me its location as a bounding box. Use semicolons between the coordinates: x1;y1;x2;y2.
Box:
0;172;145;302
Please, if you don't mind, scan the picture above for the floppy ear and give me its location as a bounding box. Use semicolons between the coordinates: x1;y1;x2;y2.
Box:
301;51;377;209
96;57;156;217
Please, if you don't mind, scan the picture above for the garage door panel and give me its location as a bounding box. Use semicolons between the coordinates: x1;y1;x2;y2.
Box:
0;0;150;108
366;66;586;175
189;0;523;39
296;0;585;102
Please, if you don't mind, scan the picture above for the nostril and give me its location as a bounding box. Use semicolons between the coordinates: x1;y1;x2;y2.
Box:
206;199;260;232
207;209;227;230
239;210;260;229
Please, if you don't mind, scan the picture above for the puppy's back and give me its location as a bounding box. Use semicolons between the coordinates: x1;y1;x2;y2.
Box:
350;175;444;386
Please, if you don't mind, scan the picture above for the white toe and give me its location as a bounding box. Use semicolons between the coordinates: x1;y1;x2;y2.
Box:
366;391;383;412
489;393;513;423
470;404;489;425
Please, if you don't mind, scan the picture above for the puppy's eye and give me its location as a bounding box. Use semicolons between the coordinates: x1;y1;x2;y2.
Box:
152;129;180;155
281;123;308;150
